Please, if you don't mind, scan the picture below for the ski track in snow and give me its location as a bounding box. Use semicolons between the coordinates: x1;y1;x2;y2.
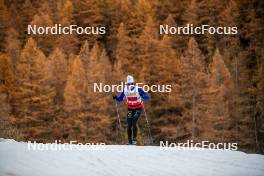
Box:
0;139;264;176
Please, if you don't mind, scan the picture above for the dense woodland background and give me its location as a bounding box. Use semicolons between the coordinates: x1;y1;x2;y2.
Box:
0;0;263;153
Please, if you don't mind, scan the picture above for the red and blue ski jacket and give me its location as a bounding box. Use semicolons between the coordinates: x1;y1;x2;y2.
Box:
116;85;149;109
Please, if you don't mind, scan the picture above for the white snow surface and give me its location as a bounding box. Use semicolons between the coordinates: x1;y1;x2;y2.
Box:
0;139;264;176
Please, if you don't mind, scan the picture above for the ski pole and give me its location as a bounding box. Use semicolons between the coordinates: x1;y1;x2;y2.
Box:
142;102;153;145
138;119;146;145
115;101;121;129
114;100;124;144
115;100;122;130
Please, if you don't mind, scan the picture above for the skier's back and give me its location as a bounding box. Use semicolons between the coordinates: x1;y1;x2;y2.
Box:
113;75;149;145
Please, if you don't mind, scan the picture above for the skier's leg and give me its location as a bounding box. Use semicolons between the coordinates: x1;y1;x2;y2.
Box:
127;109;133;144
132;108;142;143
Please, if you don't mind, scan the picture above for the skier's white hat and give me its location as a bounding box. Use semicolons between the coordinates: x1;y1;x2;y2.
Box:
126;75;134;84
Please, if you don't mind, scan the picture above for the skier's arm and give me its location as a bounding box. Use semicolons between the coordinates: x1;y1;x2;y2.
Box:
138;88;149;100
115;90;125;102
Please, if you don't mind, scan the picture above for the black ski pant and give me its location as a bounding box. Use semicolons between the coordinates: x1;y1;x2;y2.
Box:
127;108;142;142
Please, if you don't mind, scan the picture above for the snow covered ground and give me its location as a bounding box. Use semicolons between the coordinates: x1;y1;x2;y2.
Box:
0;139;264;176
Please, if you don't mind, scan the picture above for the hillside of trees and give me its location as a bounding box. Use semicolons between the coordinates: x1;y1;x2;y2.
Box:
0;0;263;153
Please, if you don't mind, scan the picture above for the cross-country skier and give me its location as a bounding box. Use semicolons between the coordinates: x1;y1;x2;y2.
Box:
113;75;149;145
